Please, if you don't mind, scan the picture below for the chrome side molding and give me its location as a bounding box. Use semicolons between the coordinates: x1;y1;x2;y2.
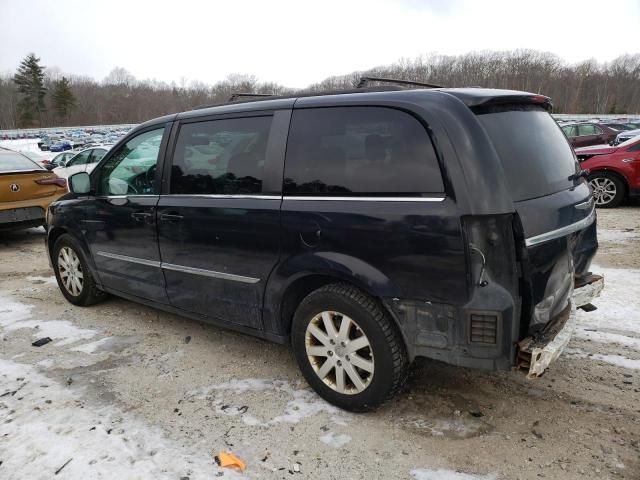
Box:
96;251;260;284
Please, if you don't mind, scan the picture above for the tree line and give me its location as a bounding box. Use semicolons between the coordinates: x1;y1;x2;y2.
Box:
1;49;639;129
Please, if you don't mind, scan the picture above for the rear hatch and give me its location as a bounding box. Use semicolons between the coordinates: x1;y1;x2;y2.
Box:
475;104;596;336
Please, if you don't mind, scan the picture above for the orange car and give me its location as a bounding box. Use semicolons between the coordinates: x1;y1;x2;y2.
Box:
0;148;67;231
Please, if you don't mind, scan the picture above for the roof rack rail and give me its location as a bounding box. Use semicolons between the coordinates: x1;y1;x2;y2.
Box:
228;92;275;102
357;76;443;89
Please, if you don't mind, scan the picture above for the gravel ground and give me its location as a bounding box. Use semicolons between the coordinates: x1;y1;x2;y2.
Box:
0;208;638;480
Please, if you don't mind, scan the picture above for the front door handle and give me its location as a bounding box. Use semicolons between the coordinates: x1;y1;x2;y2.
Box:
131;212;152;220
160;212;184;222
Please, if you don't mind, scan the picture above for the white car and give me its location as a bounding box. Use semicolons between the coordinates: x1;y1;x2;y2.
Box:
53;146;112;181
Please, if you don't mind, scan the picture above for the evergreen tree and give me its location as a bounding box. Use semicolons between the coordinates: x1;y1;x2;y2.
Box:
13;53;47;127
52;76;76;122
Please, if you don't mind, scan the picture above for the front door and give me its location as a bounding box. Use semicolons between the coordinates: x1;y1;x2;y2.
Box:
157;112;288;330
85;126;169;303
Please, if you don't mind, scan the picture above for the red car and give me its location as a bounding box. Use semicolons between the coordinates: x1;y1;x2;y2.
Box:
575;137;640;207
561;122;618;148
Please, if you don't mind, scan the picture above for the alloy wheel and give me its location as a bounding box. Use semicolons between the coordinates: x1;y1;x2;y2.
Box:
57;246;84;296
589;177;617;206
305;311;375;395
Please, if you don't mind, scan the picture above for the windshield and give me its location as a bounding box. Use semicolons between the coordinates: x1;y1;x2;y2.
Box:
0;152;43;172
476;105;578;201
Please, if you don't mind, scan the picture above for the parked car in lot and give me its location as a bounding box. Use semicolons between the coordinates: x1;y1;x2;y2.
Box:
575;137;640;207
0;148;66;231
45;151;77;170
46;87;603;410
613;128;640;145
561;122;618;147
52;146;110;181
600;122;636;132
49;140;73;152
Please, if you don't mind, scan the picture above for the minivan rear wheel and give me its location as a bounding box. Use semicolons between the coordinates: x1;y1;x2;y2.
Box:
589;172;625;208
291;283;408;411
53;234;107;306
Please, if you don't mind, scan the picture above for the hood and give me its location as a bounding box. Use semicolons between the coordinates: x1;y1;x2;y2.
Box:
574;144;617;156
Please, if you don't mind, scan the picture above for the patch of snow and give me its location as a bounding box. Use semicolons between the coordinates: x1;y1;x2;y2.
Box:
0;293;97;346
4;319;97;346
72;336;144;354
411;469;496;480
319;432;352;448
596;229;639;243
26;276;58;285
192;378;348;427
37;358;55;368
574;329;640;350
0;359;244;479
591;354;640;370
0;294;34;325
272;389;340;424
576;266;640;336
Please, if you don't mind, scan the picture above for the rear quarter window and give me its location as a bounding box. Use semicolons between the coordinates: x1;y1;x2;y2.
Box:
476;105;579;201
284;106;444;196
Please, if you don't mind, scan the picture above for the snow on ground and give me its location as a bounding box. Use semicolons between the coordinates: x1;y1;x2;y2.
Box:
0;359;242;480
575;265;640;338
26;276;58;285
596;229;639;243
410;469;496;480
319;432;352;448
191;378;350;427
0;292;97;346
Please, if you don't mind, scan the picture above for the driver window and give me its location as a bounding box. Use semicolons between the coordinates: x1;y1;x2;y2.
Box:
69;150;92;167
98;128;164;196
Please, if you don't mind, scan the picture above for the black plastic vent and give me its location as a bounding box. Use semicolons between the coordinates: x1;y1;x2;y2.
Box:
469;313;498;344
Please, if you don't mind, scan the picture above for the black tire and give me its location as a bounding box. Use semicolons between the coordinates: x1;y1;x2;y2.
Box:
52;234;106;306
588;172;626;208
291;283;409;412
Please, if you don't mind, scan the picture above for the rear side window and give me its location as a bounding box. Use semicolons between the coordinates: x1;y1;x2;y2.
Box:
171;116;273;195
476;105;578;202
284;107;444;196
578;124;597;136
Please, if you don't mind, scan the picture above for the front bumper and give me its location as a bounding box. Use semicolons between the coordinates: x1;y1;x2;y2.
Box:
517;274;604;378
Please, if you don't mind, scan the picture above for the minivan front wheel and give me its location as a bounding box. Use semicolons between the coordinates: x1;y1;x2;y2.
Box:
53;234;106;306
291;283;408;411
589;173;625;208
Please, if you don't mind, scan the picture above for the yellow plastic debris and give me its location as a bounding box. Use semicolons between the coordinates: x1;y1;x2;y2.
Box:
217;451;246;471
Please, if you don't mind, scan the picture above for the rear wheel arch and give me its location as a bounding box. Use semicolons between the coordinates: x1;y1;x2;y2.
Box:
47;226;69;260
278;273;413;359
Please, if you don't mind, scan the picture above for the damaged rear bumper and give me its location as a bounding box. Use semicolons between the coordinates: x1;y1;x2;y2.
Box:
517;274;604;378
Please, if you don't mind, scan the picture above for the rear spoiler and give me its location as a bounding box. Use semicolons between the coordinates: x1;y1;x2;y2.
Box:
444;89;553;112
0;169;47;175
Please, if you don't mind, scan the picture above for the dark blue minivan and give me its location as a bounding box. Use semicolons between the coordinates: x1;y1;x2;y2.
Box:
46;87;603;411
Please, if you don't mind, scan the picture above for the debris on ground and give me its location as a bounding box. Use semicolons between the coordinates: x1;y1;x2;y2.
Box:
54;458;72;475
215;451;246;471
31;337;52;347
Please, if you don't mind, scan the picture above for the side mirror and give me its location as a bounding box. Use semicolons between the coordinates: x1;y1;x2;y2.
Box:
69;172;91;194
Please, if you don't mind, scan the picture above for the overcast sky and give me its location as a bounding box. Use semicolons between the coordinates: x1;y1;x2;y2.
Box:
1;0;639;88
